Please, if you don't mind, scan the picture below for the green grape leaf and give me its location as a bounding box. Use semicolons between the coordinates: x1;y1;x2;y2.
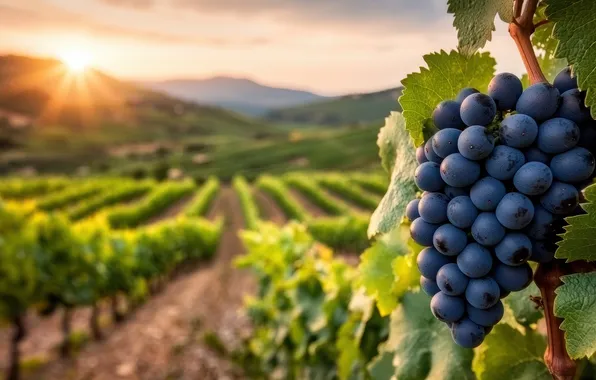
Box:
447;0;514;55
545;0;596;118
555;272;596;359
503;282;543;326
377;113;400;174
399;50;496;146
368;112;418;238
556;183;596;262
473;324;550;380
367;350;395;380
372;291;474;380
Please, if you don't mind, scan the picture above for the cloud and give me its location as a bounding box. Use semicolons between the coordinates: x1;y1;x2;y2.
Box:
99;0;154;9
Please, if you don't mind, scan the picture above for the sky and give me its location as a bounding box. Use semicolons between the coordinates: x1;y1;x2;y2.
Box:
0;0;525;95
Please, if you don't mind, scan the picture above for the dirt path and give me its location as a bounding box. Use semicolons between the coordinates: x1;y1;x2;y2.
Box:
144;193;196;225
287;188;329;218
253;189;288;225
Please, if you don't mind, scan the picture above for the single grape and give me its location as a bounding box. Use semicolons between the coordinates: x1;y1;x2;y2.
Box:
525;206;555;240
460;93;497;127
458;125;495;160
433;100;465;130
495;193;535;230
524;146;551;165
540;181;579;215
499;287;510;299
417;247;452;279
465;277;500;309
425;139;442;163
470;176;506;211
410;218;441;246
513;162;553;195
451;318;485;348
418;192;450;224
485;145;526;180
433;224;468;256
550;147;595;183
440;153;481;187
436;263;469;296
555;89;591;124
444;185;469;200
447;195;478;229
484;325;494;334
471;212;505;246
500;114;538;148
416;146;428;164
537;118;580;154
457;243;493;278
415;162;444;191
495;232;532;266
488;73;523;111
516;82;560;121
420;276;441;296
553;67;578;94
492;262;533;292
456;87;480;103
467;301;504;327
430;292;466;322
530;240;556;263
432;128;462;158
406;199;420;222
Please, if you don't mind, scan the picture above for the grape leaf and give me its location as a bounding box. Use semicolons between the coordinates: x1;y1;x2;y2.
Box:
370;291;474;380
473;324;550;380
399;50;496;147
447;0;514;55
556;183;596;262
503;282;543;326
555;272;596;359
368;112;418;238
377;113;400;174
544;0;596;118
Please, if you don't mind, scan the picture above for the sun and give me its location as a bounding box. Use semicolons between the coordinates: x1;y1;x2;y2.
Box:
60;51;92;73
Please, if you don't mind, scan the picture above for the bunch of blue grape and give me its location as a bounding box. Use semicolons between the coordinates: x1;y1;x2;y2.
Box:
407;68;595;348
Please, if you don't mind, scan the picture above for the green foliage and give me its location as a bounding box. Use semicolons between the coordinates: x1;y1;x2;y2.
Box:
447;0;513;56
285;174;349;216
399;50;496;146
233;176;261;230
349;174;389;196
307;214;370;253
319;175;380;210
556;183;596;262
0;177;68;199
502;282;542;326
545;0;596;117
555;272;596;359
36;183;105;211
184;176;220;217
257;175;308;221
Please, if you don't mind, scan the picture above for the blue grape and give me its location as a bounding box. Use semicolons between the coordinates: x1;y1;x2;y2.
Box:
410;218;440;246
556;89;591;124
467;301;504;327
415;162;444;191
484;325;494;334
460;93;497;126
499;287;510;299
485;145;526;180
416;146;428;164
470;176;506;211
432;128;462;158
530;240;556;263
440;153;481;187
406;199;420;221
496;192;535;230
493;262;533;292
417;247;451;279
524;146;551;165
513;162;553;195
456;87;480;103
447;195;478;229
537;118;580;154
444;185;469;200
500;114;538;148
465;277;500;309
418;192;450;224
457;243;493;278
488;73;523;111
550;147;595;183
525;206;555;240
472;212;505;246
433;224;468;256
451;318;485;348
436;263;469;296
420;276;441;296
516;82;560;121
495;233;532;266
458;125;495;160
430;292;466;322
554;67;578;94
540;181;579;215
433;100;465;130
425;139;442;163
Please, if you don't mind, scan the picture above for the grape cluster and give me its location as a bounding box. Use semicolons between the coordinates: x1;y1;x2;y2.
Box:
408;69;596;348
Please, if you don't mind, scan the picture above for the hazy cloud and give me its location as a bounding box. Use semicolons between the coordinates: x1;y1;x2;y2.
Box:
100;0;154;9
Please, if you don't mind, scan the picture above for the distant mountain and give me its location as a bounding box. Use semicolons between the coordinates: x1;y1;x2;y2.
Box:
143;76;328;116
266;87;403;126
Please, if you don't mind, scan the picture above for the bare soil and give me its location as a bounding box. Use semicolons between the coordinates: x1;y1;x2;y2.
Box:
253;190;288;225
